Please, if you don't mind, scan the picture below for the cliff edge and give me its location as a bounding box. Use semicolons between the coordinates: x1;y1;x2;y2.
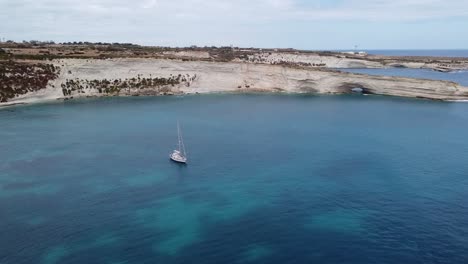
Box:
1;58;468;106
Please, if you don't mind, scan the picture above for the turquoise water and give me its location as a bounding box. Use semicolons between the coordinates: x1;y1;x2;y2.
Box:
2;95;468;264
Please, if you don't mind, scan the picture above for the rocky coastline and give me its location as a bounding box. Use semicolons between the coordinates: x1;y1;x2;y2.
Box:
1;43;468;106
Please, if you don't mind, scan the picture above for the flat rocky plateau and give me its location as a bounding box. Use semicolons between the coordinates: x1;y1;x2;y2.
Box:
1;44;468;105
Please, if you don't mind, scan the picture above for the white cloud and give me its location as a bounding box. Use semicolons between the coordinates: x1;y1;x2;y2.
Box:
0;0;467;48
142;0;158;9
2;0;467;22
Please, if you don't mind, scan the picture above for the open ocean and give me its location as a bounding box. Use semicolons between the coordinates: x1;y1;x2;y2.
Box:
332;50;468;58
2;63;468;264
365;50;468;58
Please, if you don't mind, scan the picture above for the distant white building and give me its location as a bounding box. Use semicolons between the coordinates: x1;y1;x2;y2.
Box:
341;51;368;56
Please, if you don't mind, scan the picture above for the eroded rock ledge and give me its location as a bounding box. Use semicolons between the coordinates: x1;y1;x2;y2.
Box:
1;58;468;106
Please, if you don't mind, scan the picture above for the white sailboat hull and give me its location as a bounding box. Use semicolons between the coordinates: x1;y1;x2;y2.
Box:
169;122;187;164
170;150;187;163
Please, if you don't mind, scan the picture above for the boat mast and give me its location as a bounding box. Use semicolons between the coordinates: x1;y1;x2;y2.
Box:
176;121;186;157
181;132;186;157
177;121;182;153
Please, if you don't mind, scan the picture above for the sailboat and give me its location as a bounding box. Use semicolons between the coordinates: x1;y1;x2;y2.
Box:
170;122;187;163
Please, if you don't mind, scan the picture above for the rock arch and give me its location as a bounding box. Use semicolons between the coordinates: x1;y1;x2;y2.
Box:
335;82;375;94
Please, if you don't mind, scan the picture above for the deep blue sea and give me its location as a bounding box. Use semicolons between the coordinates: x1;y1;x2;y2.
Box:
2;93;468;264
331;50;468;58
365;50;468;58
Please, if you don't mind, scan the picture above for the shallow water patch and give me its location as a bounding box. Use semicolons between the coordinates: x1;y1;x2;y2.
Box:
41;233;121;264
134;184;273;256
0;182;63;198
23;215;48;226
240;244;273;262
42;246;70;264
135;196;206;255
122;171;168;188
304;208;373;234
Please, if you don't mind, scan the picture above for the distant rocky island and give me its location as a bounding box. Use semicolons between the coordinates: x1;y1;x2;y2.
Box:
1;41;468;106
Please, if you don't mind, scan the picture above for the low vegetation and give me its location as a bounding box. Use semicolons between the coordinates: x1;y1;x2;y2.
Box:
61;74;196;97
0;61;59;102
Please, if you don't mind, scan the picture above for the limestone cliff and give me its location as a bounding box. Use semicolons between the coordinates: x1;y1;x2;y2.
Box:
1;58;468;106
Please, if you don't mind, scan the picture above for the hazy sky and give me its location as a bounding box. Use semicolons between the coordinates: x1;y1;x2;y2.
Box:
0;0;467;49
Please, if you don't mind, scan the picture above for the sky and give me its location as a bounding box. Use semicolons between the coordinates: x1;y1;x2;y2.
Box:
0;0;467;49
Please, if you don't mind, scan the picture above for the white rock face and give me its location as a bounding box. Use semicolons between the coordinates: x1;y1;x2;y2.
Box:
3;58;468;106
236;52;385;68
162;51;210;59
234;52;468;71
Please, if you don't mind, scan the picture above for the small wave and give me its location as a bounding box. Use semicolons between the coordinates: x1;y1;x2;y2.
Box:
448;70;468;74
447;100;468;103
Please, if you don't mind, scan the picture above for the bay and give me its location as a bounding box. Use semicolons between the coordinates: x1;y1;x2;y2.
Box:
1;94;468;264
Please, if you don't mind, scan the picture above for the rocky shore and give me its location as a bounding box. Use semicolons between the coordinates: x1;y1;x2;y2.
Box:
1;43;468;106
1;58;468;107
